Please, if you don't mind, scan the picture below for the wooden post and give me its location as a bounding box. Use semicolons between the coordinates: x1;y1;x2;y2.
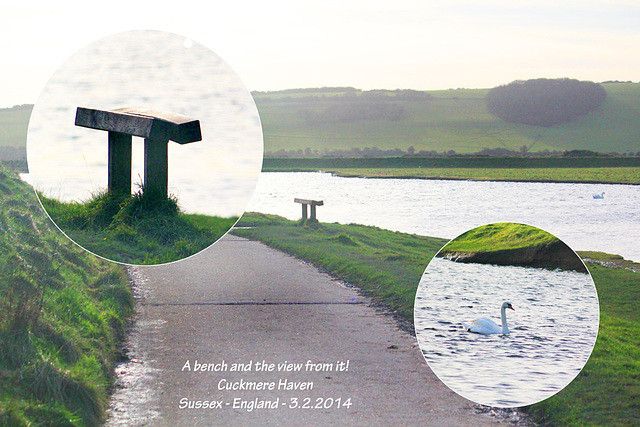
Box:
108;131;132;195
144;138;169;197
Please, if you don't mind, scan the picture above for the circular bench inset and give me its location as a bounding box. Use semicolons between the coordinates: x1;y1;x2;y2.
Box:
75;106;202;197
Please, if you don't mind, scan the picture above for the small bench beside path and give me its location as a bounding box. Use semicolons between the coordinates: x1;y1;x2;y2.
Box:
294;198;323;220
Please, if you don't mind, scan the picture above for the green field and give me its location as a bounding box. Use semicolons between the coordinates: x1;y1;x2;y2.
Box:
233;213;640;426
0;105;30;148
0;105;30;161
262;156;640;184
3;82;640;162
439;222;558;253
326;167;640;184
255;83;640;155
3;82;640;159
436;222;585;271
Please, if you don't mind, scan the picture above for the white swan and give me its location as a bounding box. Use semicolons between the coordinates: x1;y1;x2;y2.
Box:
463;302;514;335
593;192;605;199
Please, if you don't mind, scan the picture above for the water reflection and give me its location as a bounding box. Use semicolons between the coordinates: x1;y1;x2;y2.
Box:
247;172;640;261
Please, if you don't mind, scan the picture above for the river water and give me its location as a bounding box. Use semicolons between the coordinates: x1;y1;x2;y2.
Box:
414;257;599;407
246;172;640;262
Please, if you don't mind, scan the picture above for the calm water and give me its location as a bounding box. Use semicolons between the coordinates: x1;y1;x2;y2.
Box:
414;257;599;407
246;172;640;261
26;30;262;217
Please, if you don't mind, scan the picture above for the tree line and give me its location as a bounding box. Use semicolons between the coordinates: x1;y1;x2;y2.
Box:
265;146;640;158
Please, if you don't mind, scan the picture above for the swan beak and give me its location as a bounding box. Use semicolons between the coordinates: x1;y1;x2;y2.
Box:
509;306;515;311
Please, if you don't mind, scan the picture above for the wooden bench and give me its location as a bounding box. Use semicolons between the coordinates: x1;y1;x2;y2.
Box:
75;107;202;197
294;198;324;220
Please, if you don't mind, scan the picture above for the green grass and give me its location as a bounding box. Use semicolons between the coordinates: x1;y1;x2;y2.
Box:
254;83;640;154
255;89;541;154
4;83;640;160
263;155;640;185
439;223;558;253
523;255;640;425
0;163;134;426
232;213;640;425
326;166;640;185
262;156;640;185
39;189;238;265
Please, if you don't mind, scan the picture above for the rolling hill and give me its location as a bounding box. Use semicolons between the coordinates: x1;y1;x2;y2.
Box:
0;105;30;161
254;82;640;156
2;82;640;160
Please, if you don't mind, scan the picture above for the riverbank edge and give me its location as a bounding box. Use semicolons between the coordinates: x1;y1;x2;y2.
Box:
438;240;588;273
262;167;640;185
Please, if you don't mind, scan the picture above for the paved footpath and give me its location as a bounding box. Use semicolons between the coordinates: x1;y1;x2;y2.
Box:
107;234;508;426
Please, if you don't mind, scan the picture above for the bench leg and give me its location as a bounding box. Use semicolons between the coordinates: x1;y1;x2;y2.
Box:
144;138;169;198
310;204;317;220
107;131;132;196
301;204;308;220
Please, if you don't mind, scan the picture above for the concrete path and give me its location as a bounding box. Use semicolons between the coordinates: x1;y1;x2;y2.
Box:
107;234;507;426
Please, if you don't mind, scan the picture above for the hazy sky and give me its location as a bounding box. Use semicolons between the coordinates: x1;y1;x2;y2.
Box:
2;0;639;107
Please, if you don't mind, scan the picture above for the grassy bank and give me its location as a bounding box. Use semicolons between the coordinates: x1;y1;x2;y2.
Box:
39;191;237;265
327;166;640;185
262;156;640;185
232;213;640;425
0;164;134;426
523;253;640;425
437;223;586;272
439;222;558;253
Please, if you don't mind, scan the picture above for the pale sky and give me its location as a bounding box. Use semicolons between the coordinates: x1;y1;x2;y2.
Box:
2;0;639;108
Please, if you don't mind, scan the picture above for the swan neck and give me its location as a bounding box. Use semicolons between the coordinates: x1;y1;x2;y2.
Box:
501;305;509;334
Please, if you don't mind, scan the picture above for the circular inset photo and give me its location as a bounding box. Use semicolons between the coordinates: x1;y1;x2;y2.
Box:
26;30;263;265
414;222;599;408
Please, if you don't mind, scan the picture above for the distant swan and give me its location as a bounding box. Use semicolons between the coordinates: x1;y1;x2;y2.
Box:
593;192;605;199
463;302;514;335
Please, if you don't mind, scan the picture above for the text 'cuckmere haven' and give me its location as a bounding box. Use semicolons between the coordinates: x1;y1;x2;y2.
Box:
217;378;314;391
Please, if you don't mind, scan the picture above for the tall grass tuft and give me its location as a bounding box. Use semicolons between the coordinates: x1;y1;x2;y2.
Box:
25;360;104;426
113;185;180;223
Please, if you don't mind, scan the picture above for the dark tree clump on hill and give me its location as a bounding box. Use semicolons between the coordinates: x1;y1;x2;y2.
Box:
486;78;607;127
